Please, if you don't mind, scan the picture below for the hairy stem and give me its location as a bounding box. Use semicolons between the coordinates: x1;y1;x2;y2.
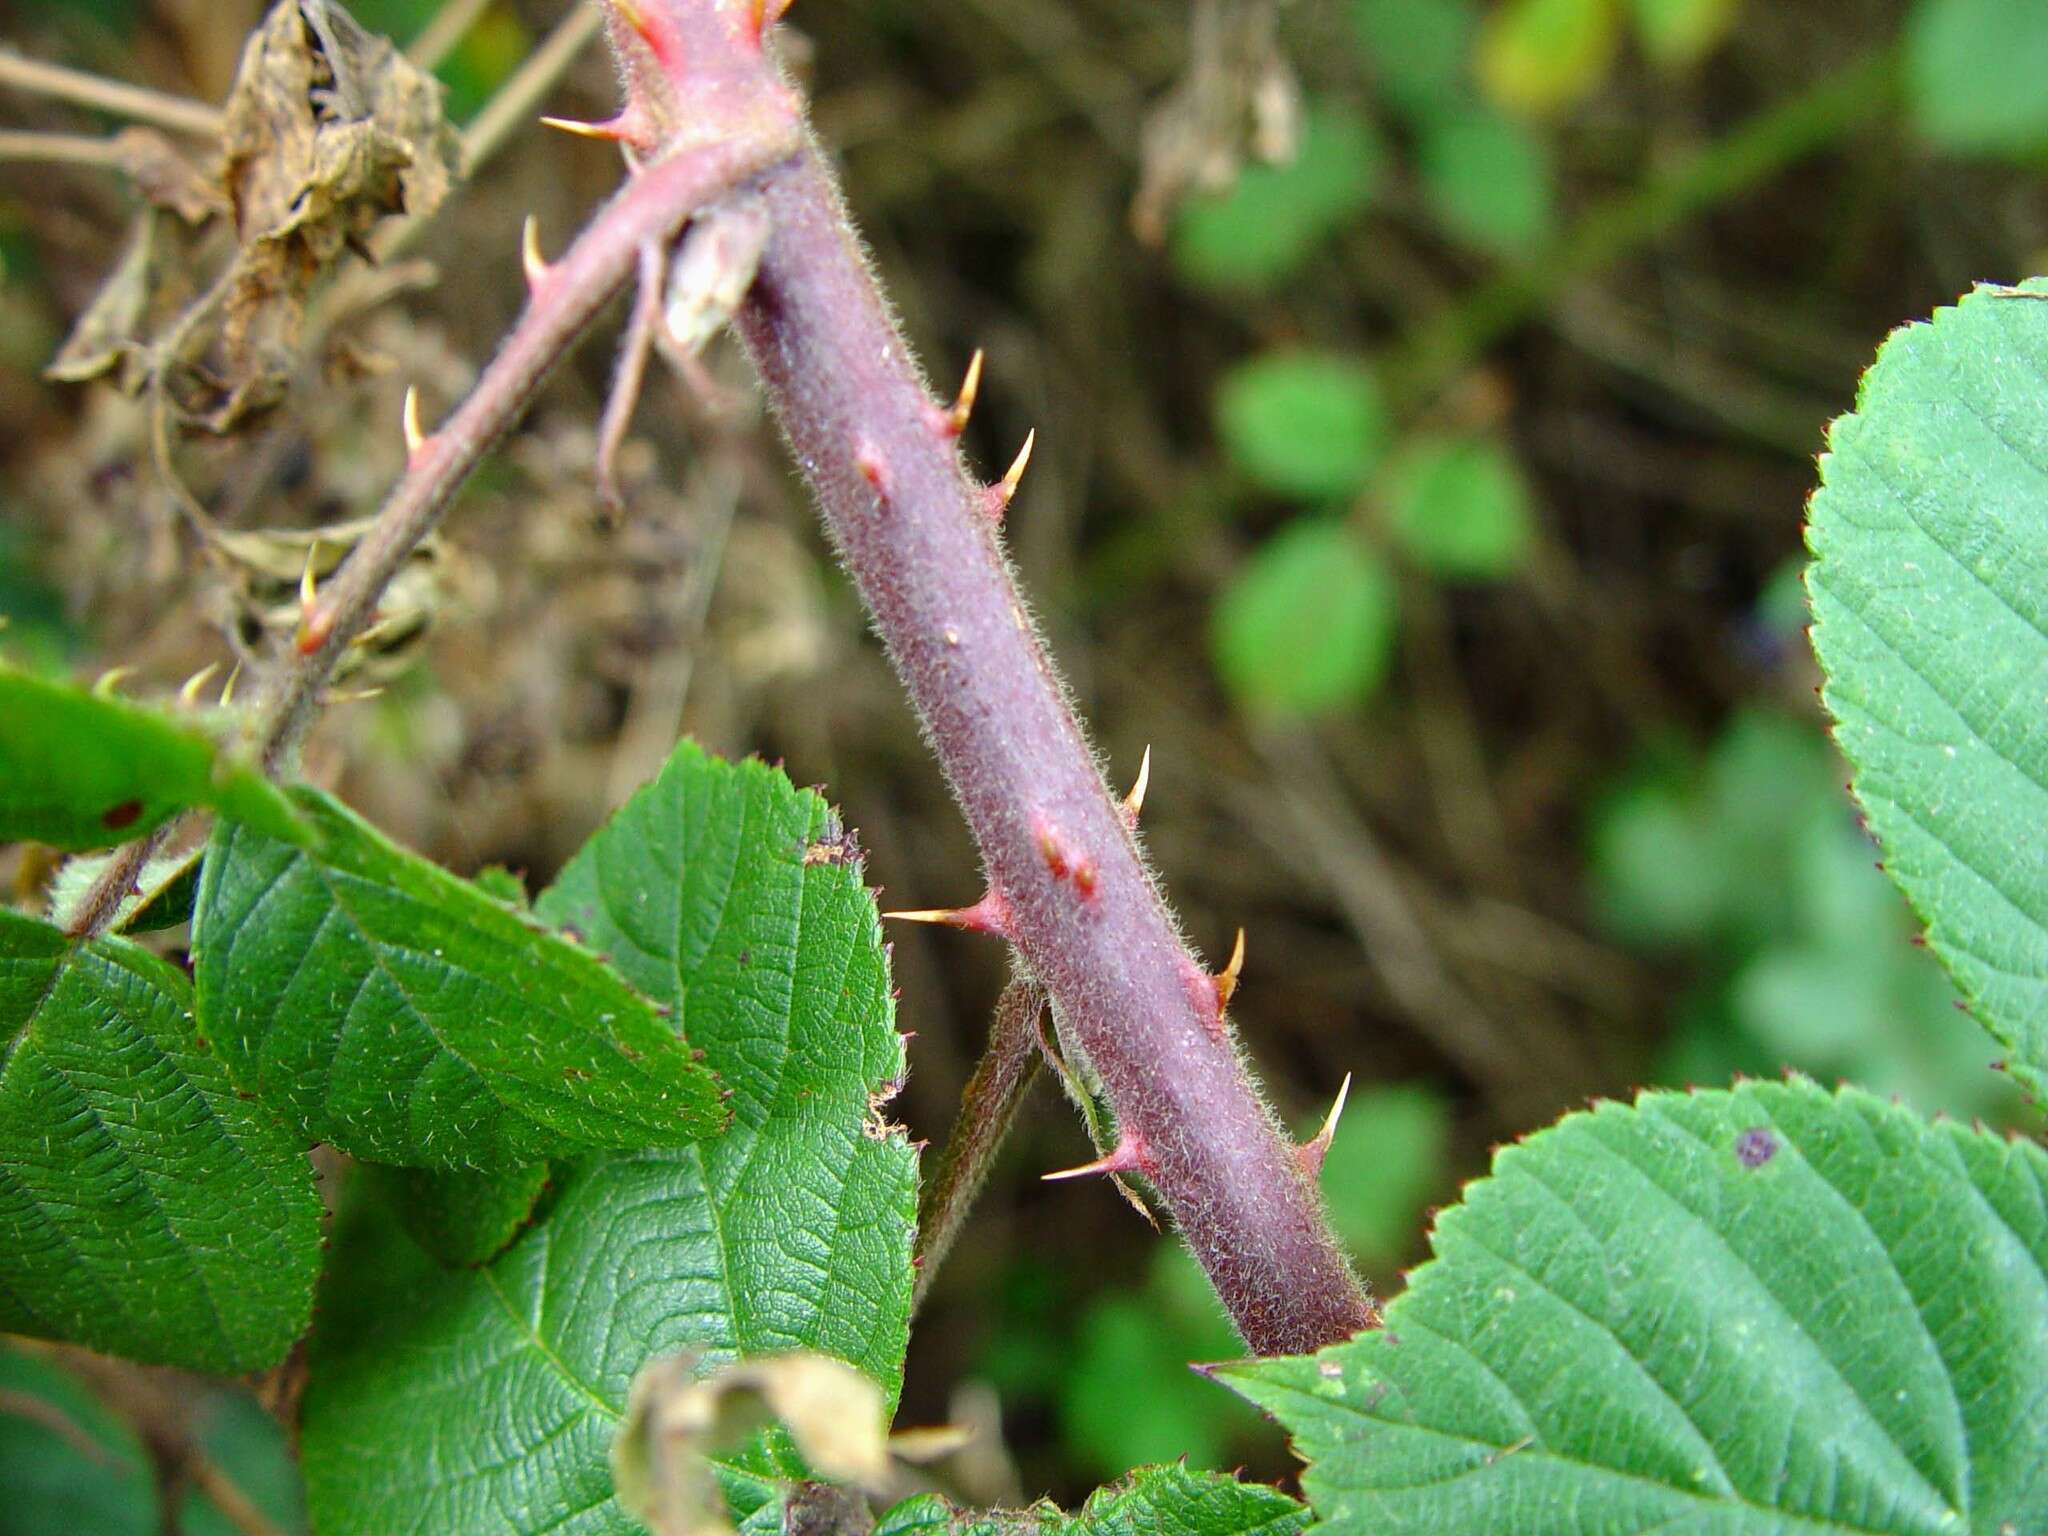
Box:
913;975;1047;1313
723;106;1373;1350
565;0;1372;1351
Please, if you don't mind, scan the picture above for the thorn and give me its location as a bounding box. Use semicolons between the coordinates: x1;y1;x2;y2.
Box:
855;440;891;503
745;0;794;39
178;662;222;709
1298;1072;1352;1178
219;661;242;707
1122;745;1151;825
1214;927;1246;1010
985;428;1036;519
1034;818;1097;896
92;666;137;698
610;0;681;67
539;112;651;150
521;215;550;290
881;891;1010;937
294;541;333;656
1043;1131;1148;1182
943;348;983;436
402;386;426;458
299;540;322;614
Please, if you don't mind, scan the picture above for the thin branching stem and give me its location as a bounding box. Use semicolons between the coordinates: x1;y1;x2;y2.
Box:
0;128;130;167
0;47;222;138
406;0;496;71
913;975;1048;1313
68;123;797;941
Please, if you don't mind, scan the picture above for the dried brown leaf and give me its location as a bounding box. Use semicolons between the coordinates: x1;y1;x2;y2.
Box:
46;213;158;388
113;128;229;225
192;0;460;430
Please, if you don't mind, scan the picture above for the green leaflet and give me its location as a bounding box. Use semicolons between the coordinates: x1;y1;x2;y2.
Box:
1805;279;2048;1099
0;1340;158;1535
0;910;321;1372
300;744;916;1536
0;667;303;851
386;1159;550;1267
874;1465;1307;1536
192;787;726;1168
1219;1078;2048;1535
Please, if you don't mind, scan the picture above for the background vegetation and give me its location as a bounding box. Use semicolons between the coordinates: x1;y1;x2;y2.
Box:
2;0;2044;1519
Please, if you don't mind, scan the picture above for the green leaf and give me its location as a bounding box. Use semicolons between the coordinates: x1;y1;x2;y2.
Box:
0;910;321;1371
1477;0;1622;117
0;667;304;851
192;786;727;1168
1213;520;1398;717
384;1159;550;1267
0;1341;158;1536
1907;0;2048;156
1385;435;1538;579
1351;0;1477;119
1416;109;1555;257
1216;352;1388;502
875;1465;1307;1536
300;744;916;1536
1629;0;1741;68
47;845;201;935
1805;279;2048;1099
177;1389;308;1536
1172;105;1383;293
1219;1078;2048;1534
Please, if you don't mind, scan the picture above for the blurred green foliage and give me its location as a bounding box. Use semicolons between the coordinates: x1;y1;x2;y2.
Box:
1382;435;1536;582
1211;520;1396;718
1906;0;2048;156
1171;105;1383;295
1415;107;1555;256
1588;708;2022;1120
179;1390;310;1536
0;524;76;670
1215;353;1388;504
0;1342;156;1536
1477;0;1624;117
0;1342;306;1536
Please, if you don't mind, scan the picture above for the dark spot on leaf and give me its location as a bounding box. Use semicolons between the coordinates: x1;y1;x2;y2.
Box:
738;948;751;968
101;798;145;829
562;1066;592;1082
1735;1127;1777;1168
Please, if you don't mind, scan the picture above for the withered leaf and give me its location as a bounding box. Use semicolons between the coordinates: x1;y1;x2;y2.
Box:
612;1352;891;1536
47;212;158;388
113;128;229;225
193;0;460;430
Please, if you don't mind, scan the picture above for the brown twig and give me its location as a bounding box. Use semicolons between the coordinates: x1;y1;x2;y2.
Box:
913;975;1048;1313
0;47;222;138
0;127;131;167
406;0;497;71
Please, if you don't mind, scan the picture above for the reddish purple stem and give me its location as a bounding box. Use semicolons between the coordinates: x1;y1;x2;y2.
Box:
732;139;1373;1355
